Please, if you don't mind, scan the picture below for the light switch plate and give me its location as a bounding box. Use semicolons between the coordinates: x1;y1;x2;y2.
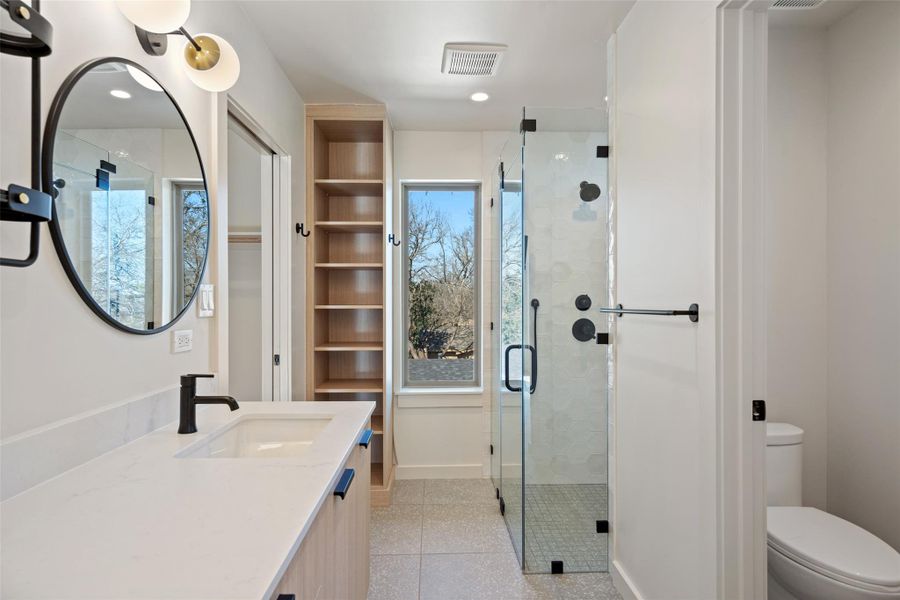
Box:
172;329;193;353
197;284;214;318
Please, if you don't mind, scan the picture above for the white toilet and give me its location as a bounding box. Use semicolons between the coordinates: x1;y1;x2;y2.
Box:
767;423;900;599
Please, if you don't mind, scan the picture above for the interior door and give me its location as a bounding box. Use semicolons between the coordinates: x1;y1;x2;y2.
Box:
227;117;276;401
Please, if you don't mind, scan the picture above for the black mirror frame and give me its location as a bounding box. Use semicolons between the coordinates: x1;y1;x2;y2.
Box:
42;57;210;335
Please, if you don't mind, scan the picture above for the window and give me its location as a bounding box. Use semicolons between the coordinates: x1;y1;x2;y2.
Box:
172;182;208;308
403;184;480;387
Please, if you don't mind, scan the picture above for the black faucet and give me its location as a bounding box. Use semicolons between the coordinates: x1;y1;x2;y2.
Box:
178;374;239;434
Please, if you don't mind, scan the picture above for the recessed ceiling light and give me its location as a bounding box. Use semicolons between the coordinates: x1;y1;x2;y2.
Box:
110;89;132;99
470;92;489;102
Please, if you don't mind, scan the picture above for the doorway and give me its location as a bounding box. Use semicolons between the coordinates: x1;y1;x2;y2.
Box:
225;110;290;402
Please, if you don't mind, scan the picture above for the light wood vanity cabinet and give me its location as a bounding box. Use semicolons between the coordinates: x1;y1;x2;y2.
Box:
272;438;371;600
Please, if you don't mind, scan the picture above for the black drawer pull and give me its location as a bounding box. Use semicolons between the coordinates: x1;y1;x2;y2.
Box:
276;595;296;600
358;428;373;449
334;468;355;499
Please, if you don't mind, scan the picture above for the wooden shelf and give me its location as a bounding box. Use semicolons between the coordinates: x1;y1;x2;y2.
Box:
315;179;383;196
314;304;382;310
371;463;384;488
315;342;384;352
315;221;383;233
315;379;383;393
315;263;382;270
308;107;393;506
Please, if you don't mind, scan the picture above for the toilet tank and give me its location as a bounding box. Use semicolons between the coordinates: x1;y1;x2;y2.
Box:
766;422;804;506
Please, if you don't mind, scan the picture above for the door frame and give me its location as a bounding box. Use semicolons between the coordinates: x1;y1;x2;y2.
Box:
212;95;292;402
716;1;771;597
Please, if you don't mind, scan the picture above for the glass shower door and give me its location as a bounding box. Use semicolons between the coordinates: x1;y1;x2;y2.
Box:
498;135;525;565
53;132;156;330
499;107;611;574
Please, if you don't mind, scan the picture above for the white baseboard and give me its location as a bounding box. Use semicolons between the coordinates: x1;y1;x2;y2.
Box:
396;464;484;479
612;559;642;600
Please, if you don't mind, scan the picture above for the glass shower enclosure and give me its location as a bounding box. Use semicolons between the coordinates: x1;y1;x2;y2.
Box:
492;106;610;574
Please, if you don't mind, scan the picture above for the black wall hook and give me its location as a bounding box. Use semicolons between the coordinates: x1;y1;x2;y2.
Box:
295;222;310;237
388;233;401;247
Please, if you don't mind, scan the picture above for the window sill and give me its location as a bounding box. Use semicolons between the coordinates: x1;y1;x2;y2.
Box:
396;387;483;396
396;387;485;409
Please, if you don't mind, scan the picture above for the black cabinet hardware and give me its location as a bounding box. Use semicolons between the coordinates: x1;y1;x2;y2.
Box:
334;468;355;499
358;428;373;448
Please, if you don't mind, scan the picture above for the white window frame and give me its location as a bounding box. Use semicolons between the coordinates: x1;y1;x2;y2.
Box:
401;182;482;390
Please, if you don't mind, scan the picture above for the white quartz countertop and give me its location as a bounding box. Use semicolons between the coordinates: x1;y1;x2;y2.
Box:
1;401;375;600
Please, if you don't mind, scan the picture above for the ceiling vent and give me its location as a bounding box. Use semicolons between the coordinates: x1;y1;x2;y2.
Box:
771;0;826;8
441;43;507;77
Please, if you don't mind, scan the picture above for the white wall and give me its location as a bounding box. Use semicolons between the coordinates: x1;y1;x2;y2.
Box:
765;3;900;551
391;131;500;479
766;27;829;510
824;1;900;551
612;2;718;598
0;1;303;492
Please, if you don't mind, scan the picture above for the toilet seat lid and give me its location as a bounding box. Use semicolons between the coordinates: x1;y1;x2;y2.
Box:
768;507;900;591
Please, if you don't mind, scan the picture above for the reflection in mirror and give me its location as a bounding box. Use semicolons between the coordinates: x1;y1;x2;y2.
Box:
47;59;208;332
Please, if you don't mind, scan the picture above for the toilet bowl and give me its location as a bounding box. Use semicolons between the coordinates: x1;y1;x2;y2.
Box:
768;506;900;599
766;423;900;600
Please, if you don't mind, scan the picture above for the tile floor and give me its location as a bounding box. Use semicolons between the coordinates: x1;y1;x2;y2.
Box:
368;479;622;600
505;483;609;572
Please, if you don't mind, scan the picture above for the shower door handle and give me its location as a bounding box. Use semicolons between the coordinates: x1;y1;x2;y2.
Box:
504;344;537;394
504;344;522;392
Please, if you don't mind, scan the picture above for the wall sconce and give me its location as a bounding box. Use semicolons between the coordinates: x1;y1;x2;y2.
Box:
115;0;240;92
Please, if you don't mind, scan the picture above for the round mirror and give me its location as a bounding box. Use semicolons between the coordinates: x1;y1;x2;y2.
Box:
44;58;209;334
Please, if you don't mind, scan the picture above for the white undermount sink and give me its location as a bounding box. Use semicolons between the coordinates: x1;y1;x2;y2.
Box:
177;415;333;459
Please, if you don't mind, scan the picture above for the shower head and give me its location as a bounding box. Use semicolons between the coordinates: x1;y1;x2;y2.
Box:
579;181;601;202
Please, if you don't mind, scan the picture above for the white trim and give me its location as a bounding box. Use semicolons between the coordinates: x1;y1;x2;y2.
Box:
260;150;274;402
276;154;292;402
396;393;484;409
611;560;642;600
395;464;484;480
397;180;484;390
716;1;771;598
396;386;484;396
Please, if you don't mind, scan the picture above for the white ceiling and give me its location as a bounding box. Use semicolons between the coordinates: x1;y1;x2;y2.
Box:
240;0;634;131
60;67;187;130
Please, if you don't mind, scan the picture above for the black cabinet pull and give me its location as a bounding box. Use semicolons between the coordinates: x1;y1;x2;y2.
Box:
334;468;355;499
276;595;296;600
358;428;373;449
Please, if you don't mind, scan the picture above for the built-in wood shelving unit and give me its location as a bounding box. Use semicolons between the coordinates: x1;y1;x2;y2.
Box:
306;104;394;507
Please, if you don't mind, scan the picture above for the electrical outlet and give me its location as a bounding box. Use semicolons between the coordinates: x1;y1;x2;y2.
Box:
172;329;193;353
